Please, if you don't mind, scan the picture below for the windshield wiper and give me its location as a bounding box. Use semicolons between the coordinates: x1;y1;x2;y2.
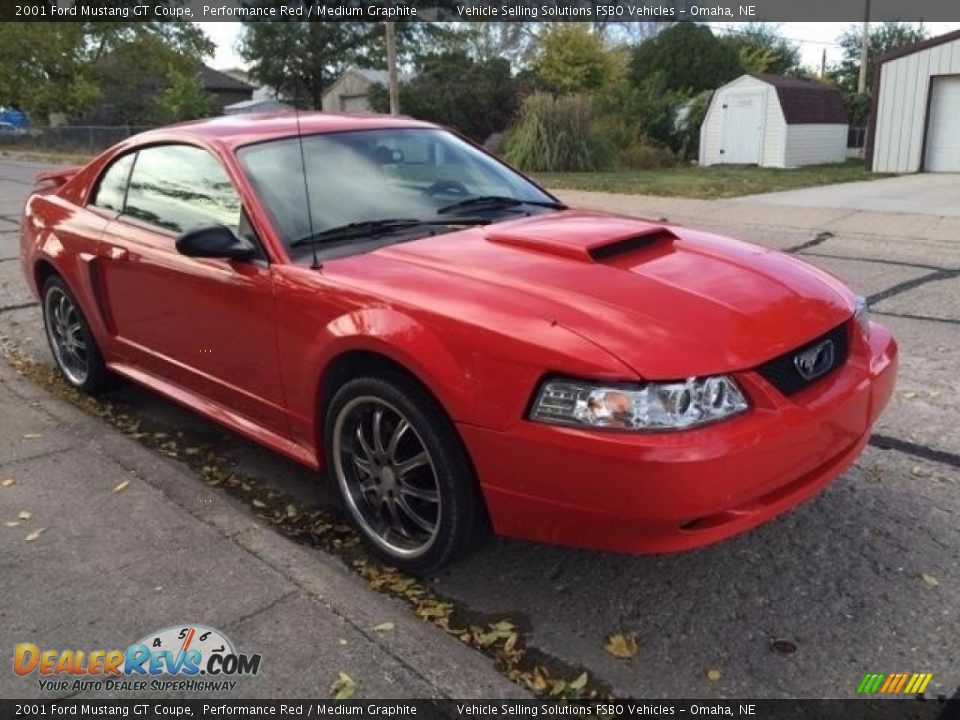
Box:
290;217;491;248
437;195;568;215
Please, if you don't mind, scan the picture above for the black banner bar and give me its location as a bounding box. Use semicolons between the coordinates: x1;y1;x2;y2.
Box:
8;0;960;22
2;700;960;720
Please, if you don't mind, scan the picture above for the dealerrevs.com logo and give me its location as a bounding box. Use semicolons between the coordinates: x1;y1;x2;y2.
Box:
14;624;262;693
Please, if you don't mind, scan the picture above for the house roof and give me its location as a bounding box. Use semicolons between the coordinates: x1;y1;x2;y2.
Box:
750;74;848;125
351;68;391;85
200;66;255;92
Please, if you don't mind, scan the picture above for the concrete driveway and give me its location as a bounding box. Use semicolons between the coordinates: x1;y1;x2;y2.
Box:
737;173;960;217
1;160;958;701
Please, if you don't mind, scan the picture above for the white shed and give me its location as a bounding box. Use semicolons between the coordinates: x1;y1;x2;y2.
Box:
700;74;849;168
868;30;960;173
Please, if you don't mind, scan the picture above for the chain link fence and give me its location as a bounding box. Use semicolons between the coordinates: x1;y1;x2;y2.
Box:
0;125;153;155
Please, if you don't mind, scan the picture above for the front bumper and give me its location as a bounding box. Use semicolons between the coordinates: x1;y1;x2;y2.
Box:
459;322;897;554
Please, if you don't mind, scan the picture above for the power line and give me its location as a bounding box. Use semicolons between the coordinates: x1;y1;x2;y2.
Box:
710;25;844;47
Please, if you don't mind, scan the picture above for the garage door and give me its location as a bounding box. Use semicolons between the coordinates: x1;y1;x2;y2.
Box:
721;93;764;164
925;76;960;172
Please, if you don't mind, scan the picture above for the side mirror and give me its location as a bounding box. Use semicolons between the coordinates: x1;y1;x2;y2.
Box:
176;224;257;261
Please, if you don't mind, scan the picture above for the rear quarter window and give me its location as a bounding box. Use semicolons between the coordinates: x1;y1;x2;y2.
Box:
90;153;135;212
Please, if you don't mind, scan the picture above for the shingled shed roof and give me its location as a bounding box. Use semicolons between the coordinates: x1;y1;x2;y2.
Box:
751;74;848;125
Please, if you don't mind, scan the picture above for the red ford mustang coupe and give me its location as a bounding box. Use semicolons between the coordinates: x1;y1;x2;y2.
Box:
20;113;897;571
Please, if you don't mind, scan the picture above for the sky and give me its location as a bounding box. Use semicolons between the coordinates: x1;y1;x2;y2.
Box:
197;21;960;73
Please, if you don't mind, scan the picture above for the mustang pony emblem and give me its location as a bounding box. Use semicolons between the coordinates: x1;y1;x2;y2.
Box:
794;339;835;381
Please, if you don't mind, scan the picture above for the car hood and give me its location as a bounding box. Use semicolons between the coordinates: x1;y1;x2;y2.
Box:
376;210;855;379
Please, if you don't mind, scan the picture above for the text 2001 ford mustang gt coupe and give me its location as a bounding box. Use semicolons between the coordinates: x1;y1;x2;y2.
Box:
20;113;896;572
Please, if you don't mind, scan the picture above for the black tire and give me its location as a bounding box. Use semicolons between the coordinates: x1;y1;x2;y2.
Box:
41;275;110;394
326;372;485;574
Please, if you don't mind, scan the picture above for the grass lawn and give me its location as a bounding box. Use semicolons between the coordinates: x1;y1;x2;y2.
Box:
539;160;890;200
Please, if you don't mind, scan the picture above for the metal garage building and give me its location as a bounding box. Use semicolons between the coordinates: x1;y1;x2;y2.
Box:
868;30;960;173
700;74;849;168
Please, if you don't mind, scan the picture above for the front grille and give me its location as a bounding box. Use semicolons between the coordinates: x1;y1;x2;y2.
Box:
756;322;849;396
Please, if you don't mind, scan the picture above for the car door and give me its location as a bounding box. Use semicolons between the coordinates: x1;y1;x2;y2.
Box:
96;143;287;434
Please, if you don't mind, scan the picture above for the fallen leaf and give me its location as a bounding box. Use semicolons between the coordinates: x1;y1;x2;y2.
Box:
338;639;348;646
604;632;638;659
489;620;514;632
112;480;130;493
22;433;43;439
252;499;266;509
1;478;14;487
5;521;20;527
902;392;917;399
707;668;723;682
330;672;355;700
921;573;940;588
569;672;588;691
503;631;518;653
911;466;926;477
286;504;298;519
25;528;45;542
17;510;32;520
373;622;395;632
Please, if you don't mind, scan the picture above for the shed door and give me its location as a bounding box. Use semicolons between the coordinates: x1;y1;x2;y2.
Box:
721;93;764;164
925;76;960;172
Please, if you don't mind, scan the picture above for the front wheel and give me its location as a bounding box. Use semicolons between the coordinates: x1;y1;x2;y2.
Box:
42;276;109;394
326;374;484;573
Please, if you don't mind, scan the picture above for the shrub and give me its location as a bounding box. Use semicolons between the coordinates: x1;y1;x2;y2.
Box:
617;141;676;170
503;93;602;173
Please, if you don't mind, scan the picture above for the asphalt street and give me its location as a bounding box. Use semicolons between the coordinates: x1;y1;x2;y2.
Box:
0;159;957;700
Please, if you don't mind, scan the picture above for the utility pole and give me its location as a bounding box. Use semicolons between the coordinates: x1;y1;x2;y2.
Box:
385;22;400;116
858;0;871;94
821;48;827;78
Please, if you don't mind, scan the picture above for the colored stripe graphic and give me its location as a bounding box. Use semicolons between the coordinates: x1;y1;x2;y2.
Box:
857;673;885;694
857;673;933;694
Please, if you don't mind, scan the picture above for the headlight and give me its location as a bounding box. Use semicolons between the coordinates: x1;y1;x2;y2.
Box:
530;376;749;431
854;295;870;339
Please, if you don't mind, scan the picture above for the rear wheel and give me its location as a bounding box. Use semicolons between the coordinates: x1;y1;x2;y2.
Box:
42;276;109;394
327;373;483;573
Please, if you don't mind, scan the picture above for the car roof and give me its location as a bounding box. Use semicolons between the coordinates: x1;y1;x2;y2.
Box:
133;111;438;150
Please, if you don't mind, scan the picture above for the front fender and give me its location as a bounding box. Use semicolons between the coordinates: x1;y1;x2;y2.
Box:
312;306;481;424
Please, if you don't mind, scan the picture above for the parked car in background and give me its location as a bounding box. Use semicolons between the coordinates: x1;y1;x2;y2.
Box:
19;113;897;572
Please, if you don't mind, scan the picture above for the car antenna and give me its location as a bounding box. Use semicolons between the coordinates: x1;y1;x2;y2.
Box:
294;96;321;270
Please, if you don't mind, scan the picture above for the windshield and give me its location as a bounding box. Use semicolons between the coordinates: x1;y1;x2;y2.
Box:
237;128;558;253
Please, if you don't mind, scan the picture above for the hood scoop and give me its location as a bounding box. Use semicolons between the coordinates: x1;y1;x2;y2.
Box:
486;213;677;263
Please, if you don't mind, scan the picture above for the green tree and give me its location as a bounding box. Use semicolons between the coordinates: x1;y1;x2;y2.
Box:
832;22;927;94
239;19;451;109
828;22;927;125
92;23;214;124
630;23;742;94
718;24;802;75
533;24;623;93
152;72;213;123
0;20;213;123
368;52;517;142
240;21;374;109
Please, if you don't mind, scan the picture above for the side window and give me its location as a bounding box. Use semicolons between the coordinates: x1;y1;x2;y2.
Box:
90;153;135;212
124;145;241;234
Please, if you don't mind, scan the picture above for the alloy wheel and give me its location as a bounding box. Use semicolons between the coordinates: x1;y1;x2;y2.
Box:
44;286;89;386
332;396;442;559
